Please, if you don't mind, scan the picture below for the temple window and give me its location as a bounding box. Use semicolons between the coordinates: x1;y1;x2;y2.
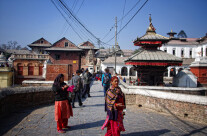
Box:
40;40;44;44
121;67;128;76
28;63;34;76
39;65;43;75
181;48;184;57
189;49;192;58
201;48;203;57
17;63;23;75
65;42;68;47
206;48;207;56
129;67;136;76
164;48;167;52
173;48;176;55
55;54;60;60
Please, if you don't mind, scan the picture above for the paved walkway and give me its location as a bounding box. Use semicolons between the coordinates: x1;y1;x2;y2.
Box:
0;81;207;136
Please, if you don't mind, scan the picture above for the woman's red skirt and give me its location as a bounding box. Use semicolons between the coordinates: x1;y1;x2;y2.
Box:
55;100;73;121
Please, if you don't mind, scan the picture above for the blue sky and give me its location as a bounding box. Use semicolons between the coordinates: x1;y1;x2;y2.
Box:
0;0;207;50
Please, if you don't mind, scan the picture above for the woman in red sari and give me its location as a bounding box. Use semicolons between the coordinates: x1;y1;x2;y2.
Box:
102;76;126;136
52;74;73;133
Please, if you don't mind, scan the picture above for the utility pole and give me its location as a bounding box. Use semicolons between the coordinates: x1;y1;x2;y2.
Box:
114;17;117;74
97;38;100;49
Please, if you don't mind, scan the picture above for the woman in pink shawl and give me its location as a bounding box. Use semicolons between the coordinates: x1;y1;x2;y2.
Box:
102;76;126;136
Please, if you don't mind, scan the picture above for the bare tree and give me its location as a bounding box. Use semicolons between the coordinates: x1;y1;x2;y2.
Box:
0;41;22;50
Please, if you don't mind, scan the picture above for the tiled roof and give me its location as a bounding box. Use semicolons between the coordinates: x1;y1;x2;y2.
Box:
45;47;82;51
78;41;99;50
138;33;169;41
28;44;52;47
197;35;207;44
167;38;199;45
182;58;195;65
78;46;99;50
102;57;128;64
5;49;35;55
125;49;182;62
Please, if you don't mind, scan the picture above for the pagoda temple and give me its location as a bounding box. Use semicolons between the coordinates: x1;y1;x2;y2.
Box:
125;15;182;86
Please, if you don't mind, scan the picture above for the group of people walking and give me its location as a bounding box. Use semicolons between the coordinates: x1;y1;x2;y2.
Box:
52;68;126;136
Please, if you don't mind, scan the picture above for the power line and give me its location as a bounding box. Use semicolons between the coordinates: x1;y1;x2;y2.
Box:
118;0;141;23
58;0;99;41
101;0;141;41
120;0;126;33
51;0;85;41
57;0;113;48
76;0;85;14
53;0;98;44
102;26;114;40
105;0;149;44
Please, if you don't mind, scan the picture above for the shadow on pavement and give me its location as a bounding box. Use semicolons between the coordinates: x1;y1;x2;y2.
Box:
90;95;104;98
69;120;105;130
0;103;53;136
122;129;170;136
182;126;207;136
85;104;105;107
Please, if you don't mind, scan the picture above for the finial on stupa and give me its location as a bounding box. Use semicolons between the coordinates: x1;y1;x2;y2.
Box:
146;14;156;34
149;14;152;23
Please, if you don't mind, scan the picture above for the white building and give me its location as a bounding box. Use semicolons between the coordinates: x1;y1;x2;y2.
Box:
159;32;207;77
101;56;136;78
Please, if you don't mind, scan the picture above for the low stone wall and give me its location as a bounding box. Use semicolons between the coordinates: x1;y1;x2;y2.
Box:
0;86;54;118
120;80;207;124
22;80;54;86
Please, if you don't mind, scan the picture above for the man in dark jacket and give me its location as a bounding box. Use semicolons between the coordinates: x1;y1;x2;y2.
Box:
82;68;92;98
71;70;83;108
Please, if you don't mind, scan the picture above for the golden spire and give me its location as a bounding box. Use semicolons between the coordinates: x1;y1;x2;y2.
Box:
146;14;156;34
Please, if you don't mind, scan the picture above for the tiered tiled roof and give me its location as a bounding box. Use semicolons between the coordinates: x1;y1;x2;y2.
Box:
125;16;182;66
125;49;182;62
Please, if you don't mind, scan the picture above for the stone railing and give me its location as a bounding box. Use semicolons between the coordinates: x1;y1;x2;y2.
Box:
22;80;54;86
120;80;207;124
0;86;54;118
13;54;49;60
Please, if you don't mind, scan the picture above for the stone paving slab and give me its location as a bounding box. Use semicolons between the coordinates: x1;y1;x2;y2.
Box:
0;81;207;136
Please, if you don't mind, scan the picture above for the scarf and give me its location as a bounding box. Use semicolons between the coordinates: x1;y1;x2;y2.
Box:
105;86;123;111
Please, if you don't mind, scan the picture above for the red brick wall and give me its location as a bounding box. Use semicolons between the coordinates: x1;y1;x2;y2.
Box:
53;38;77;49
49;52;80;74
46;64;73;81
81;50;89;66
32;38;50;44
13;59;45;84
190;67;207;87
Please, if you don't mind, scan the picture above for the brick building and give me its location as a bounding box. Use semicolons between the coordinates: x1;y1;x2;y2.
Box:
78;41;99;73
28;37;52;54
6;49;49;84
8;37;100;83
44;37;83;80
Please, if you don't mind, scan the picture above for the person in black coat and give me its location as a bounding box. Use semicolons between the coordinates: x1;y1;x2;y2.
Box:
52;74;73;133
